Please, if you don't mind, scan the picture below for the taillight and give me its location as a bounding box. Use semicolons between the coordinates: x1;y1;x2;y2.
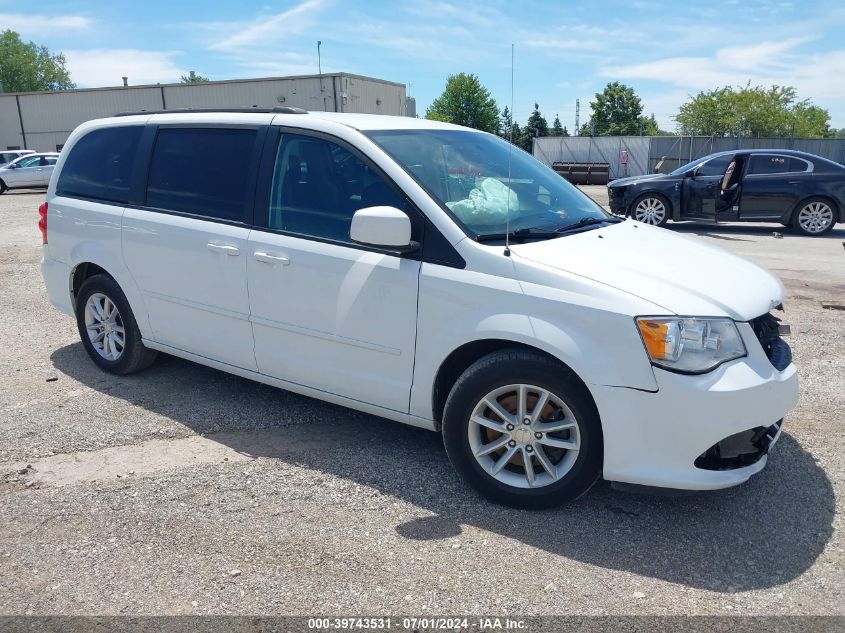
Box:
38;202;48;244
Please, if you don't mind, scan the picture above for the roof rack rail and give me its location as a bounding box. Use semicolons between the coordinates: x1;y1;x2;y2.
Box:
114;107;309;117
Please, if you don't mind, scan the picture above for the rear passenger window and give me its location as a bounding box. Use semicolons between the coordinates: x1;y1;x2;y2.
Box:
56;127;142;203
268;133;405;242
749;155;791;175
146;127;257;222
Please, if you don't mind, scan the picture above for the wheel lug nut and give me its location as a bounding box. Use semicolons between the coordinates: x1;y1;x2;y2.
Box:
523;418;531;425
506;424;514;431
526;446;533;453
535;432;542;439
508;440;516;447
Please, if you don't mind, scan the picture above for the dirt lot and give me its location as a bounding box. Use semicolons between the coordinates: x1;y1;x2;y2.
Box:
0;188;843;616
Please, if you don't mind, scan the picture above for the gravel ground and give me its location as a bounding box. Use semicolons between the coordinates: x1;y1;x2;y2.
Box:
0;189;843;616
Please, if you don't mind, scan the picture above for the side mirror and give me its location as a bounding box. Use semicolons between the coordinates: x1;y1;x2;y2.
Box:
8;163;17;169
350;206;418;252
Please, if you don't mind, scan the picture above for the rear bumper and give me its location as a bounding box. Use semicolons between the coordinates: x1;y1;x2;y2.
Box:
590;323;799;490
41;254;73;316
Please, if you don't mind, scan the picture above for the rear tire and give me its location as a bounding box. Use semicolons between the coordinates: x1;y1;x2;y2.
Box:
631;193;670;227
75;274;158;375
791;197;836;236
442;349;603;509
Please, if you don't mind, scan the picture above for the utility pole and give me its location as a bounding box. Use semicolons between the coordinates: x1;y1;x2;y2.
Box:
317;40;326;112
575;98;580;136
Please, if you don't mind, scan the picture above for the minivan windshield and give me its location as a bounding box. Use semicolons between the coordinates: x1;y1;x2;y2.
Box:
366;129;611;239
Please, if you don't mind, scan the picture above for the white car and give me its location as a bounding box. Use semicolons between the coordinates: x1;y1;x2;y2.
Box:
0;149;35;166
39;109;798;508
0;152;60;193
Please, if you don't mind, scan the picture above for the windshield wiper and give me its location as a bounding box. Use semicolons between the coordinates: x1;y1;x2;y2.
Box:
475;227;560;243
555;216;623;233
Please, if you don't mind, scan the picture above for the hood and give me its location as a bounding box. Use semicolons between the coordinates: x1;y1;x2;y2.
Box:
608;173;674;187
509;221;783;321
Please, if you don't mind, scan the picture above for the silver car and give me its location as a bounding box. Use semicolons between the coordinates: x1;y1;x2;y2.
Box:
0;153;60;193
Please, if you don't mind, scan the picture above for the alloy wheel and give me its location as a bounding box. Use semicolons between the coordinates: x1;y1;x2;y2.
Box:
84;292;126;361
797;201;834;234
634;197;666;225
467;384;580;489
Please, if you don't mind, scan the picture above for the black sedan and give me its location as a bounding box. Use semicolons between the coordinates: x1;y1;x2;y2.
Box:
607;149;845;235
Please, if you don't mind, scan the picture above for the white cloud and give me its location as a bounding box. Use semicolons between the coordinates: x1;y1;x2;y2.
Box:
63;49;187;87
0;13;91;36
204;0;326;51
603;38;845;126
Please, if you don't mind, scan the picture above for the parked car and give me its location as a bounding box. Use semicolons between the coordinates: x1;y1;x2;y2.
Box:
607;149;845;236
0;152;60;193
0;149;35;166
40;110;797;508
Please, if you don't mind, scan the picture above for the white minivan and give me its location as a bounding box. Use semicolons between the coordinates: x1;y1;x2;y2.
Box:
40;109;798;507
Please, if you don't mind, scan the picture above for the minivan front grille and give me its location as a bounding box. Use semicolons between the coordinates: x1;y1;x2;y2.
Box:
750;312;792;371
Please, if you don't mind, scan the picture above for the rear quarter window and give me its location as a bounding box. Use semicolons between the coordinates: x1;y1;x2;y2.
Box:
56;126;143;203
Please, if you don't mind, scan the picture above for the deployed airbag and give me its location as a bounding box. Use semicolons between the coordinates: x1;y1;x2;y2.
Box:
446;177;519;225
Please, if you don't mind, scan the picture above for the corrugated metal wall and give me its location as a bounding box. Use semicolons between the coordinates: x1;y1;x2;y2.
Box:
534;135;845;177
533;136;651;179
0;73;407;152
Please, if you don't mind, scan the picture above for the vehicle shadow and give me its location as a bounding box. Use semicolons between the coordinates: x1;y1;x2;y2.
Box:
670;221;845;241
51;343;835;593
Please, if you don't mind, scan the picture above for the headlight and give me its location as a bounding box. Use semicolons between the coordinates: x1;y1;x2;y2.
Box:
636;317;746;374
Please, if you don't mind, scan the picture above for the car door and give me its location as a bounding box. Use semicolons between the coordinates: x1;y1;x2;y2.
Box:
122;124;266;370
32;156;57;186
739;154;809;220
247;129;421;413
682;154;734;220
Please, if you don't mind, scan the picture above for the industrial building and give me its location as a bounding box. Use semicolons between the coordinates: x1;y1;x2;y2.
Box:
0;72;415;152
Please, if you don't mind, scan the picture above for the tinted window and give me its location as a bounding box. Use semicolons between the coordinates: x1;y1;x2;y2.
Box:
45;156;58;165
146;127;257;221
56;127;142;203
749;155;794;175
268;133;405;242
697;155;732;177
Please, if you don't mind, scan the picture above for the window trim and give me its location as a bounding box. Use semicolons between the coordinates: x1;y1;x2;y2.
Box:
252;126;430;260
744;153;813;178
129;123;269;225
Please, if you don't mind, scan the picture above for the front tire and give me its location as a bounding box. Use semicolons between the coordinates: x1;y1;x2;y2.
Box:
0;180;7;194
75;274;158;374
792;197;836;236
631;193;670;227
442;349;603;509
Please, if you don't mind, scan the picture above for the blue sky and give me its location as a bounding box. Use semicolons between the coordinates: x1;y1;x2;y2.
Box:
4;0;845;130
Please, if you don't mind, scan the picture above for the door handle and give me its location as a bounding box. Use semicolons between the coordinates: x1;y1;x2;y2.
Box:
254;251;290;265
206;243;240;256
788;181;800;185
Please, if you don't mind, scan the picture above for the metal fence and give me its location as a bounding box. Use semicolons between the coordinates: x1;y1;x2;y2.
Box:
533;135;845;178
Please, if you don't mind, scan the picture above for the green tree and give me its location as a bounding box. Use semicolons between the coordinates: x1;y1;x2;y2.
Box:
499;106;514;139
582;82;644;136
426;73;499;133
550;114;564;136
180;70;209;83
676;84;831;138
0;30;74;92
525;102;549;138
